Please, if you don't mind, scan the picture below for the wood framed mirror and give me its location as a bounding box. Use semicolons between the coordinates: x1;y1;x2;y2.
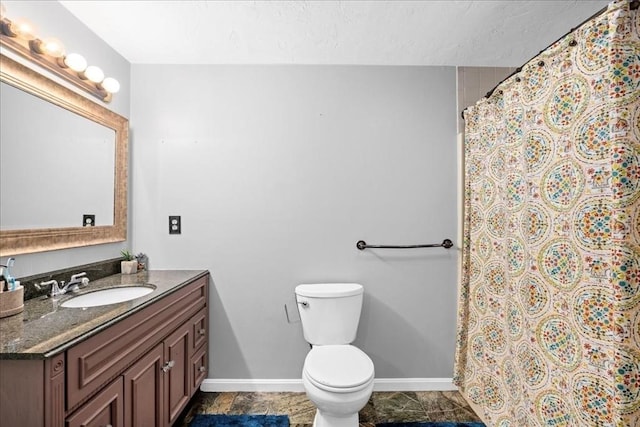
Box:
0;53;128;256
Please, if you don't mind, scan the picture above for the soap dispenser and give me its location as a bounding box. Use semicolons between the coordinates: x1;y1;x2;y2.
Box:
4;257;16;292
0;265;6;292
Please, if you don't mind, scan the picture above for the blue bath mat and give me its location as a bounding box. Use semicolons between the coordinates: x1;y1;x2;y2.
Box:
379;423;485;427
189;414;289;427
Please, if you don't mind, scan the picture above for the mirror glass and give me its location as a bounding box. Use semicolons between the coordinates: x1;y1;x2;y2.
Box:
0;53;128;256
1;82;116;229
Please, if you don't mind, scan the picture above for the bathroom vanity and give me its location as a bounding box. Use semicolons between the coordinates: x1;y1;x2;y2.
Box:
0;270;209;427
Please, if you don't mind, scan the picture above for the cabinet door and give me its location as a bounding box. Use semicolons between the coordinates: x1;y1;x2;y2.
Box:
66;377;124;427
164;322;191;426
123;343;164;427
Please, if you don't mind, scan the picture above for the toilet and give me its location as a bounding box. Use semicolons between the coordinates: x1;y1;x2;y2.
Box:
295;283;375;427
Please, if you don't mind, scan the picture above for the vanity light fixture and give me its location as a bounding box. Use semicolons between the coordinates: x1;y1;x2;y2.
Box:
0;8;120;102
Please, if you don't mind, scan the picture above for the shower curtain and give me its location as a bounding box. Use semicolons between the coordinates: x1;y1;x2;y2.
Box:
454;1;639;426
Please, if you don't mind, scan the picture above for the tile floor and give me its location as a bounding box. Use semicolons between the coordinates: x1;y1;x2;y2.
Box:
178;391;483;426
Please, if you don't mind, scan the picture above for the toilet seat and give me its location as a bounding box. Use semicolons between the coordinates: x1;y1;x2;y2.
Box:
303;345;374;394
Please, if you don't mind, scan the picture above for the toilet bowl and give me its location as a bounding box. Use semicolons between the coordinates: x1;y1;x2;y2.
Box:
302;345;374;427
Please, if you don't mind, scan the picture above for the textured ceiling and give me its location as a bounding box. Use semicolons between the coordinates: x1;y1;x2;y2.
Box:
59;0;610;66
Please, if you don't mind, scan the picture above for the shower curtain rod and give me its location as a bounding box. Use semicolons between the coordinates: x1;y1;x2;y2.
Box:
460;0;639;120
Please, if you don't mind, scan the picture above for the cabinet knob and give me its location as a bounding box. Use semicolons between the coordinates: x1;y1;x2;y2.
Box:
198;328;206;336
199;366;206;372
106;425;113;427
161;360;175;372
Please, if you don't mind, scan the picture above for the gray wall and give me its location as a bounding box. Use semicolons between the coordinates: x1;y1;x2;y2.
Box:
1;1;131;277
130;65;458;379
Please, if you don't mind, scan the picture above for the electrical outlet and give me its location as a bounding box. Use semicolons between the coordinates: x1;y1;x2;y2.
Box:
169;216;181;234
83;214;95;227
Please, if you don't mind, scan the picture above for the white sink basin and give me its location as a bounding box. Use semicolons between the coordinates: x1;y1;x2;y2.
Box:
61;286;155;308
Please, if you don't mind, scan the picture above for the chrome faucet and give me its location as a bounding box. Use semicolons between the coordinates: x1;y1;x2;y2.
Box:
36;273;89;298
36;280;63;297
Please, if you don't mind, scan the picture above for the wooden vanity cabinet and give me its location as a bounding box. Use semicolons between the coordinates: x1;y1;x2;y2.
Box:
0;274;208;427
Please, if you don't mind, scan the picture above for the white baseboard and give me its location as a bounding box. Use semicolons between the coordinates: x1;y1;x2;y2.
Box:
200;378;456;393
201;379;305;392
373;378;456;391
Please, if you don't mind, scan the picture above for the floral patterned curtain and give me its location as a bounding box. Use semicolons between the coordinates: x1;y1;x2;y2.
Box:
454;1;639;426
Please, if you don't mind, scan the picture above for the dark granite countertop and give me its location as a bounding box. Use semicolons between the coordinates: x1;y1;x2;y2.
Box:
0;270;208;359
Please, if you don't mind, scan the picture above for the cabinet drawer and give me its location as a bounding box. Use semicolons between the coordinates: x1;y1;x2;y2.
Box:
191;345;207;395
191;310;207;352
67;276;208;411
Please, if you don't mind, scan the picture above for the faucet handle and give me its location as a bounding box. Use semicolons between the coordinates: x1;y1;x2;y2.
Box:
70;272;87;282
68;272;89;291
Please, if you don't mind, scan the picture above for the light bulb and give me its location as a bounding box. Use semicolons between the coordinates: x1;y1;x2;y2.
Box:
64;53;87;72
40;37;65;58
84;65;104;83
101;77;120;93
9;18;36;40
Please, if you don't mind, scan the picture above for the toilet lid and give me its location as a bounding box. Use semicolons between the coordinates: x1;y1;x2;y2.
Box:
304;345;374;391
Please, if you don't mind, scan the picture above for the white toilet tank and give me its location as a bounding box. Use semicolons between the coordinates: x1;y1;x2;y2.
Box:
295;283;364;345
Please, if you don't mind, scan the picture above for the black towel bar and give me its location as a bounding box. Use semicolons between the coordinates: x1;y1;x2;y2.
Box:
356;239;454;250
